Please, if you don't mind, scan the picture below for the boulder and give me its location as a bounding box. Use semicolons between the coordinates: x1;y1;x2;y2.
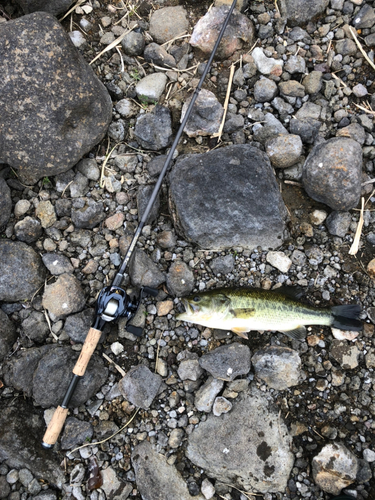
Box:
14;0;74;16
186;387;294;493
0;240;46;302
0;13;112;183
0;399;64;488
302;138;362;211
168;144;288;251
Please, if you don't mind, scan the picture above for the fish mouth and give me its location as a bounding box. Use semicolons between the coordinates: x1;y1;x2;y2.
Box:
178;299;199;315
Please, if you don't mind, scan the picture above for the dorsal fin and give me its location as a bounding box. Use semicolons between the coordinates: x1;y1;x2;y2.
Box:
274;285;304;301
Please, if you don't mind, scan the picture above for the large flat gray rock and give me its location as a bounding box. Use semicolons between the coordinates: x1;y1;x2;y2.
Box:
186;387;294;493
0;12;112;183
168;144;288;251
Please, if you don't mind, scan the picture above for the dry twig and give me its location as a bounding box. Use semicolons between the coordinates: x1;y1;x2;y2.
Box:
211;63;235;142
59;0;85;22
90;25;137;65
349;197;364;256
68;408;140;455
354;101;375;116
349;26;375;73
103;353;126;376
44;309;58;340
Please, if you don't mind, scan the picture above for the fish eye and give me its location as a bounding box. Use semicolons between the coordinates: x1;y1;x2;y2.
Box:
193;296;201;303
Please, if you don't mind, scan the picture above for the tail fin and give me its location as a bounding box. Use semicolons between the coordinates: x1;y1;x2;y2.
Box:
331;304;362;331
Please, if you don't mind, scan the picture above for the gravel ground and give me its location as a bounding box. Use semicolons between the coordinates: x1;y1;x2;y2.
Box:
1;0;375;499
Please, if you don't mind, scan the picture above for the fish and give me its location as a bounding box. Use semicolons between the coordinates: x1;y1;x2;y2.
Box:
176;286;362;341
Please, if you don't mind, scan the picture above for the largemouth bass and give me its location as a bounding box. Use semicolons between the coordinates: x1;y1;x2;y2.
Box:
177;286;362;341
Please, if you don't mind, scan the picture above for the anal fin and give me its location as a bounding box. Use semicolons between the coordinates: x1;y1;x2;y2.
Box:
280;325;306;341
231;327;250;339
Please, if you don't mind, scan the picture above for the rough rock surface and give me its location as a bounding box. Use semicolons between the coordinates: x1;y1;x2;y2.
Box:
14;0;74;16
279;0;330;26
0;12;112;183
302;138;362;210
0;178;12;228
134;105;173;151
312;443;359;494
186;388;294;493
0;309;17;361
0;240;46;302
119;365;162;409
0;400;65;487
252;346;302;390
132;441;205;500
190;6;254;59
42;273;86;320
199;343;251;381
169;144;288;251
4;346;108;407
149;6;189;44
181;89;224;138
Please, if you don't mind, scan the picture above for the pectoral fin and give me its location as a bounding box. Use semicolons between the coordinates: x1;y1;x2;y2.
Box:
280;325;307;341
230;308;255;319
231;327;250;339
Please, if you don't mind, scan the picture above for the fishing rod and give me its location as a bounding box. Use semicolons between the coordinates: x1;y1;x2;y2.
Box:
42;0;238;449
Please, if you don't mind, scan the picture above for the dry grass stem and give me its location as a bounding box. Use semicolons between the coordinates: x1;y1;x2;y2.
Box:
161;32;189;49
69;408;140;455
349;26;375;73
211;63;235;141
331;72;347;87
284;180;302;186
349;197;365;256
61;180;73;198
151;63;199;75
115;46;125;73
59;0;85;21
234;38;260;65
100;142;119;188
103;353;126;376
44;309;58;340
222;483;261;499
90;25;137;65
354;101;375;116
135;57;147;77
312;427;324;439
362;178;375;186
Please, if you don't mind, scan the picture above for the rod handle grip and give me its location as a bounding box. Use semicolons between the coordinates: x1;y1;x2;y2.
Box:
73;327;102;377
42;406;69;448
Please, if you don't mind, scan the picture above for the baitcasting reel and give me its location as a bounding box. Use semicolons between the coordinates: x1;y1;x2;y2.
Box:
93;285;159;336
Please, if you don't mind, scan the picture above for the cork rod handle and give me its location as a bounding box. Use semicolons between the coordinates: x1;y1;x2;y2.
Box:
73;327;102;376
42;327;102;447
42;406;69;447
